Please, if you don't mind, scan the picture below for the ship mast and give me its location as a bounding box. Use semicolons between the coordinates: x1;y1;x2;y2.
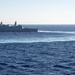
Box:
0;22;3;25
14;21;17;26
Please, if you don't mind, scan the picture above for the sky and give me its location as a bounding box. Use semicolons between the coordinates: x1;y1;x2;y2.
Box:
0;0;75;24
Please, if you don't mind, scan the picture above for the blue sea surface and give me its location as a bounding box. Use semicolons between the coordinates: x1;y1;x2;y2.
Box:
0;25;75;75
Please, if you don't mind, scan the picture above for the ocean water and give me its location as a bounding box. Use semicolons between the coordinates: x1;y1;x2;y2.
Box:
0;25;75;75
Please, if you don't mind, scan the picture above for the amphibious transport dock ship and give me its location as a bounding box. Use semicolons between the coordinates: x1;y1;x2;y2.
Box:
0;22;38;32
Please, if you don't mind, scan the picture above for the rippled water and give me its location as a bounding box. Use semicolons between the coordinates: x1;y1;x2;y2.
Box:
0;42;75;75
0;31;75;75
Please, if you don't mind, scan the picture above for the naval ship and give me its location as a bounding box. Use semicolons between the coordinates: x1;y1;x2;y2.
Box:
0;22;38;32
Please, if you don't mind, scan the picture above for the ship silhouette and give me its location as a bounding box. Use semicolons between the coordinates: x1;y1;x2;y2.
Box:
0;22;38;32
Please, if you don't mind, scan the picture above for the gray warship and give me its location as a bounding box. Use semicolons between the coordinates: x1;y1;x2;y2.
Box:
0;22;38;32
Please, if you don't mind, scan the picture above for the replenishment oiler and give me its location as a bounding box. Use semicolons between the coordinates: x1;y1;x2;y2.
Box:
0;22;38;32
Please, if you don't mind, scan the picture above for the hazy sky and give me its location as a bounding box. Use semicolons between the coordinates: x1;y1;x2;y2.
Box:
0;0;75;24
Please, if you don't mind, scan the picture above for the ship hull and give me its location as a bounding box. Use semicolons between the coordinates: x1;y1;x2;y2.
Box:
0;28;38;32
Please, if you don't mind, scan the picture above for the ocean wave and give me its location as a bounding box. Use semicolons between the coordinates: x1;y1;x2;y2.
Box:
0;37;75;43
0;32;75;43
